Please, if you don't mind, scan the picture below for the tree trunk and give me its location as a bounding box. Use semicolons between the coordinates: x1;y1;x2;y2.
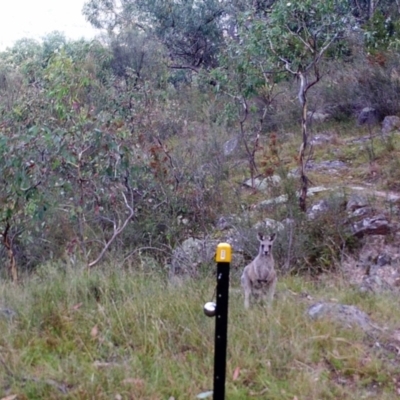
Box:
2;222;18;283
298;72;308;212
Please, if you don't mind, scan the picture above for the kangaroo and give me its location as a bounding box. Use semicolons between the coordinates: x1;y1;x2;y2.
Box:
241;232;277;309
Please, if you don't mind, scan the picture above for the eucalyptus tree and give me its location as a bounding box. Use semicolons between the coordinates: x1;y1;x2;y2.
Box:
264;0;352;211
211;0;351;210
83;0;228;71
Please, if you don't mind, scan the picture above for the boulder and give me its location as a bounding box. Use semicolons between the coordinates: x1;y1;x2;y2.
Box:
307;302;374;332
307;111;331;123
357;107;380;126
382;115;400;134
359;275;394;294
342;235;400;294
223;137;239;156
346;194;370;212
307;199;330;220
170;237;218;279
351;215;391;238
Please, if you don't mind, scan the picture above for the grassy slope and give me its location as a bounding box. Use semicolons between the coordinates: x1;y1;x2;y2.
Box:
2;122;400;399
1;266;400;399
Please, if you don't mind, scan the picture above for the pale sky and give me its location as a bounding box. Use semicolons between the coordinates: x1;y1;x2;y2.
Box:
0;0;99;50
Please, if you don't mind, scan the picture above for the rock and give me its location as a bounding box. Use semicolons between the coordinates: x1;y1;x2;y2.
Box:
358;235;399;268
308;186;331;195
257;194;288;208
215;215;243;231
307;199;330;219
310;133;333;146
351;206;374;218
346;194;369;212
306;160;347;172
307;302;374;332
307;111;331;123
221;229;247;254
253;218;284;232
357;107;380;125
223;137;239;156
0;307;16;320
170;237;218;278
256;186;330;209
243;175;281;192
382;115;400;134
377;254;391;267
359;275;394;293
352;215;391;238
307;191;347;220
342;235;400;293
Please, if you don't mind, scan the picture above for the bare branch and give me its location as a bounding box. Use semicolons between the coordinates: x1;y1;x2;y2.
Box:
88;192;134;269
310;33;339;69
285;25;315;53
168;64;200;73
268;38;297;74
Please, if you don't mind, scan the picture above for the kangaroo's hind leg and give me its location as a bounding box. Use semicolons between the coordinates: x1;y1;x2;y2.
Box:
241;271;252;309
266;276;277;308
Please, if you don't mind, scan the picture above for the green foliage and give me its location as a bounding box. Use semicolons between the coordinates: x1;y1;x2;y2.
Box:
1;0;400;275
213;11;280;99
83;0;227;69
0;31;238;272
44;50;91;119
266;0;351;71
364;11;400;52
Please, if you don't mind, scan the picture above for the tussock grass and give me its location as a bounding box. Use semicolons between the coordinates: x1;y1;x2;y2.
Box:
1;267;400;399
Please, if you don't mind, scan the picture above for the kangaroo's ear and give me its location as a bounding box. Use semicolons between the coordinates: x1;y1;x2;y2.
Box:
257;232;265;241
269;233;276;242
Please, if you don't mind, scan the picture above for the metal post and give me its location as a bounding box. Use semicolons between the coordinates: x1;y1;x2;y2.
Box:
213;243;231;400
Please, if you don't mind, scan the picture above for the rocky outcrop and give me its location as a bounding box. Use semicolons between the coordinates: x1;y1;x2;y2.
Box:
343;235;400;294
351;215;391;237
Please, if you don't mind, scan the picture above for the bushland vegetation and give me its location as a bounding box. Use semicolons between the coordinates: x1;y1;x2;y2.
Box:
1;0;399;279
2;2;400;396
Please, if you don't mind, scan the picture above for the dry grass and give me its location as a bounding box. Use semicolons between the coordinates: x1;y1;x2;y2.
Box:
1;266;400;399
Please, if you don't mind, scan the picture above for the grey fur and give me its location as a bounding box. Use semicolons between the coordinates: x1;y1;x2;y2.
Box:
241;232;277;309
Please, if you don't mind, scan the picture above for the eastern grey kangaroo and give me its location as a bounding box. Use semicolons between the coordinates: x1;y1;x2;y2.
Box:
241;232;277;309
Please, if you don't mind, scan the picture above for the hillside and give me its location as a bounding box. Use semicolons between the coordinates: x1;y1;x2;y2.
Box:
2;0;400;398
2;102;400;399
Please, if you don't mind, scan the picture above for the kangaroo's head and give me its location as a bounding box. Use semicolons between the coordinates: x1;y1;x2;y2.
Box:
257;232;276;257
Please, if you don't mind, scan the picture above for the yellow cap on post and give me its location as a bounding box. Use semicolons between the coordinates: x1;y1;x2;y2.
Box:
215;243;232;263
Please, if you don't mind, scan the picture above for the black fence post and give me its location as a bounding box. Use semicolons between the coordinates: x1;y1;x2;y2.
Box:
213;243;231;400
